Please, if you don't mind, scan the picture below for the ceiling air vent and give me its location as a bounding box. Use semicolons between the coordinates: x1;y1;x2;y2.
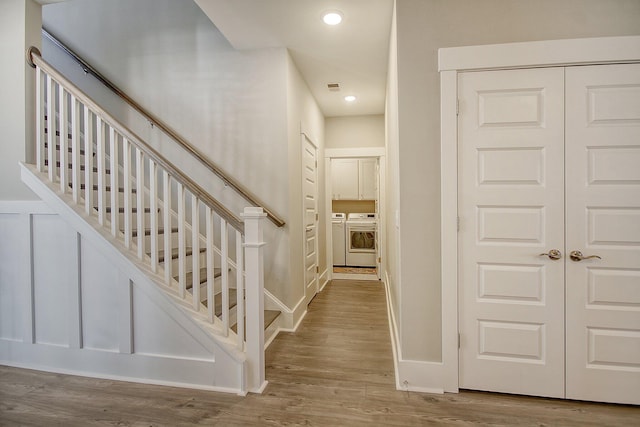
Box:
327;83;340;92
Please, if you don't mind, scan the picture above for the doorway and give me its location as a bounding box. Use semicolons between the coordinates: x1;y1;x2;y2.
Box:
325;148;385;282
457;64;640;404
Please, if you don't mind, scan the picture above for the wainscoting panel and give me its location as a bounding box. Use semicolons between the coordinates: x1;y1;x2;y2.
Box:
132;284;214;360
32;214;78;348
0;213;25;342
80;234;120;352
0;202;243;393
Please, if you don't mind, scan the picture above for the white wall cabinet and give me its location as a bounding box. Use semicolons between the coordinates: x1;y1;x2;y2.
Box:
359;158;377;200
331;158;377;200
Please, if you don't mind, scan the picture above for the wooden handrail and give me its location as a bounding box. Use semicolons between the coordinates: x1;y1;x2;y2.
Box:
29;47;245;233
40;28;286;228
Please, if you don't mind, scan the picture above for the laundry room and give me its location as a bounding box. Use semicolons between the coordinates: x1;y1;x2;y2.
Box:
325;114;385;281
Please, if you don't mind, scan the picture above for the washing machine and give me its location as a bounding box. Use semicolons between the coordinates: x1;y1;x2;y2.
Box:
331;213;346;266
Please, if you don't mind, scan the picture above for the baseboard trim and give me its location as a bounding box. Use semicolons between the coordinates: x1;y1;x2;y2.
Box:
263;291;308;333
0;342;243;395
333;272;379;281
318;267;330;291
383;271;401;391
383;271;446;394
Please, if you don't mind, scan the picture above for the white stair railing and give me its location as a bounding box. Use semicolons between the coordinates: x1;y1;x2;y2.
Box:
27;47;267;392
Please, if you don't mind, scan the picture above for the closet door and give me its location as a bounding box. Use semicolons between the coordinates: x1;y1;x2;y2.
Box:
565;63;640;405
458;68;566;397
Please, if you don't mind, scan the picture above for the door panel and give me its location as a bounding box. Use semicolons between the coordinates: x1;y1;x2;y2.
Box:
458;68;565;397
565;64;640;405
302;134;318;305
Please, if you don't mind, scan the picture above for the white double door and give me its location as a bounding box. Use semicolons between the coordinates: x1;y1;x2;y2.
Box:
458;64;640;404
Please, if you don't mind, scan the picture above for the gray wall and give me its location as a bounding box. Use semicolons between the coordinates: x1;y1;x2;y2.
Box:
41;0;324;312
326;115;385;149
0;0;41;200
391;0;640;362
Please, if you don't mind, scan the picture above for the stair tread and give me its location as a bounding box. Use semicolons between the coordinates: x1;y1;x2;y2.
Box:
44;142;86;155
213;288;238;317
264;310;281;329
182;267;222;288
44;160;109;174
69;183;136;193
130;226;179;237
231;309;281;334
156;246;206;263
96;206;158;214
43;129;72;139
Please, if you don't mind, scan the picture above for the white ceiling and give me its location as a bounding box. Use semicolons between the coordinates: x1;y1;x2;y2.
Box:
195;0;393;117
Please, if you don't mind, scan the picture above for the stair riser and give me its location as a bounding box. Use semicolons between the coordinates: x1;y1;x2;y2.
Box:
131;229;179;249
164;251;208;276
193;278;225;303
105;212;162;230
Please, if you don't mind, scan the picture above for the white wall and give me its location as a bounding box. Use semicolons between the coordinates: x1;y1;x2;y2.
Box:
286;51;326;310
0;0;40;200
385;0;401;346
325;115;385;149
41;0;301;309
391;0;640;365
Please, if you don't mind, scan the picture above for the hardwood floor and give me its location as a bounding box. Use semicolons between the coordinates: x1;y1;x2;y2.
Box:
1;279;638;426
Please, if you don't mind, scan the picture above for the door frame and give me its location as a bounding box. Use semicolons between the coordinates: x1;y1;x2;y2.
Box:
301;132;319;306
439;36;640;393
324;147;386;282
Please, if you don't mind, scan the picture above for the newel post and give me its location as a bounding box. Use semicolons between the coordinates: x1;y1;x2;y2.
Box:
241;206;267;393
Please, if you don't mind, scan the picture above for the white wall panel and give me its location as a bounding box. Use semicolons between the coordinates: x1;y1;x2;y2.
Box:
132;285;213;360
80;235;119;352
0;214;24;341
0;201;243;392
32;214;77;347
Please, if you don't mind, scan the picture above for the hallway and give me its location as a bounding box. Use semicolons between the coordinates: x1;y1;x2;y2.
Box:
1;280;638;426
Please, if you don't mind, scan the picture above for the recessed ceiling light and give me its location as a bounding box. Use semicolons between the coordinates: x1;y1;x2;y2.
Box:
323;11;343;26
344;95;356;102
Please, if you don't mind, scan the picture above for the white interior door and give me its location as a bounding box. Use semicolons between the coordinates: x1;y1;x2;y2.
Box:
302;133;318;306
459;63;640;404
565;64;640;405
458;67;566;398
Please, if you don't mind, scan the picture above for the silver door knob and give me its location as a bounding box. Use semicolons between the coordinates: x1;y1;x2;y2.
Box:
569;250;602;262
539;249;562;260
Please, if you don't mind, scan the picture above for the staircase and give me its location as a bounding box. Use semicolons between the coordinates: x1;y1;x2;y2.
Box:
20;47;278;394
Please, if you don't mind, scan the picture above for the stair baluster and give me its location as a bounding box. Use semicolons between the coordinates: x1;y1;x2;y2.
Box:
191;193;200;311
109;127;119;237
26;50;271;393
71;95;81;203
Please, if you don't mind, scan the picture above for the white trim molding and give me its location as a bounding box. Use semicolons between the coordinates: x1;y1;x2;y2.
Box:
325;147;386;158
439;36;640;72
439;36;640;394
384;271;444;394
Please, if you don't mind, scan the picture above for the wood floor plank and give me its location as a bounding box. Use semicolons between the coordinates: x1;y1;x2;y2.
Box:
1;279;639;426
